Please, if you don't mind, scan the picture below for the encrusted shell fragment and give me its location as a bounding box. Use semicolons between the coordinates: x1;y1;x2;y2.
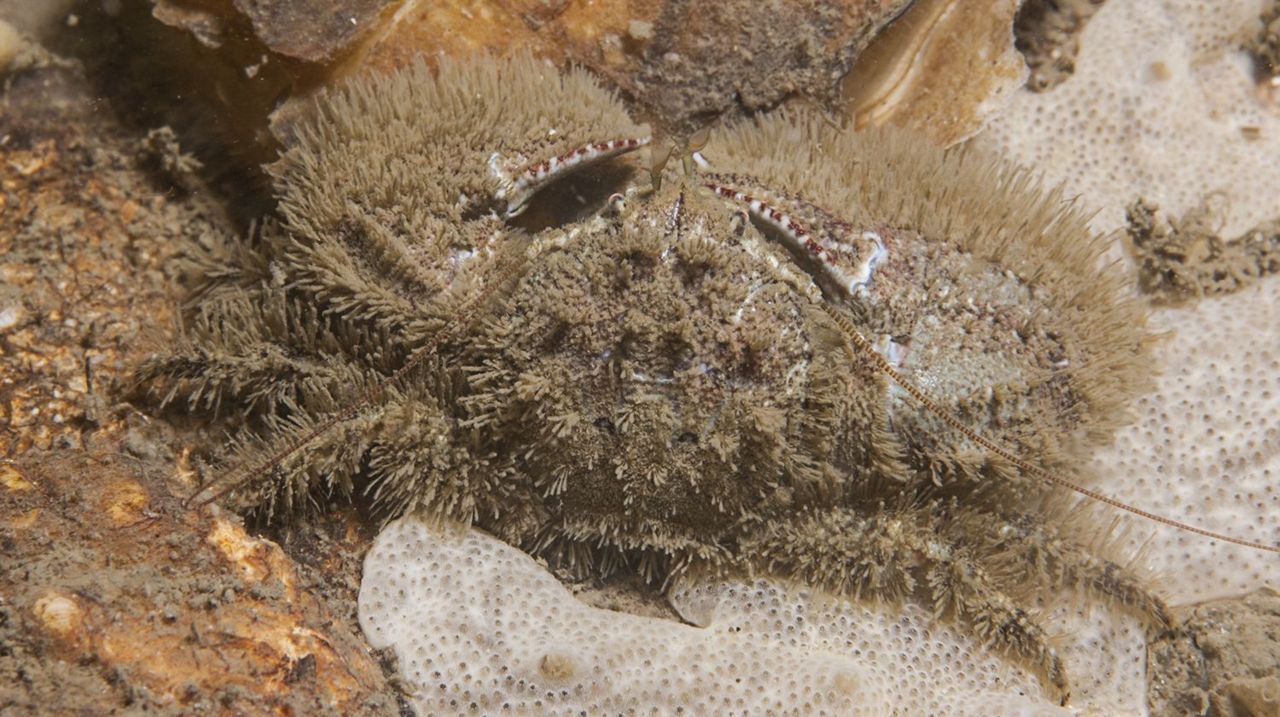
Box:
841;0;1028;146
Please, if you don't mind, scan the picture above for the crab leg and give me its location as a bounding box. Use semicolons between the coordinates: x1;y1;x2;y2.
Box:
491;137;651;217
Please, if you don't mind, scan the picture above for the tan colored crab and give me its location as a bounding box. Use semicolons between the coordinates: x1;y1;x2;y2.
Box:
141;53;1210;700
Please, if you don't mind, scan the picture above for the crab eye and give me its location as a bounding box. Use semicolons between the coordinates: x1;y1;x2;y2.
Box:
594;417;617;434
676;431;699;445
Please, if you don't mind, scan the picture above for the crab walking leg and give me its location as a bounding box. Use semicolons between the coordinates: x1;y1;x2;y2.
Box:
491;137;651;217
976;510;1174;630
906;514;1069;701
743;507;1070;701
704;173;887;296
921;547;1070;702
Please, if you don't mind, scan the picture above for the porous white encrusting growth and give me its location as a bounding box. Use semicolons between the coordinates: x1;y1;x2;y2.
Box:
359;518;884;716
1089;278;1280;605
977;0;1280;238
1035;601;1148;716
673;578;1151;717
359;515;1160;716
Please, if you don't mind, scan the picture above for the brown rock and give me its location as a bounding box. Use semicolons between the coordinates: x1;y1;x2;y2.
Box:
0;42;397;716
337;0;913;134
141;0;912;145
0;440;395;715
0;53;222;457
1148;589;1280;717
151;0;396;62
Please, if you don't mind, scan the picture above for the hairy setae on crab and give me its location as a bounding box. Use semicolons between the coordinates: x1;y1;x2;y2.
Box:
139;53;1268;700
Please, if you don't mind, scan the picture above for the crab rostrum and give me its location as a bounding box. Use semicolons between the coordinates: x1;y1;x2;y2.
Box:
141;54;1171;700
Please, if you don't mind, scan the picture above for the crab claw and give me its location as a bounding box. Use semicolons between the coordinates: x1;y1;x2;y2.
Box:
704;173;888;300
491;137;651;217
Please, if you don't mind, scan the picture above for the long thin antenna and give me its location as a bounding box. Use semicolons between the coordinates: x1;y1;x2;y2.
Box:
703;171;1278;554
817;301;1280;554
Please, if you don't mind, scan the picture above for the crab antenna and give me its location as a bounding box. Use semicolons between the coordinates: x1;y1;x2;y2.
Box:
816;301;1280;554
707;179;1280;554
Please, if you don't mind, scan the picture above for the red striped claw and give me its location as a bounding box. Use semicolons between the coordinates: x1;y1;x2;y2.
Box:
704;179;887;299
491;137;651;217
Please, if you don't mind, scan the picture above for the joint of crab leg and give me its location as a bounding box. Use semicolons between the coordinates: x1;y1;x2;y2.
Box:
491;136;651;217
649;142;674;191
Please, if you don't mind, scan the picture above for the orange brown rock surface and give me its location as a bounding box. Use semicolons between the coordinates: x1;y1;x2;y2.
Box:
0;39;395;717
1;440;393;715
147;0;913;142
